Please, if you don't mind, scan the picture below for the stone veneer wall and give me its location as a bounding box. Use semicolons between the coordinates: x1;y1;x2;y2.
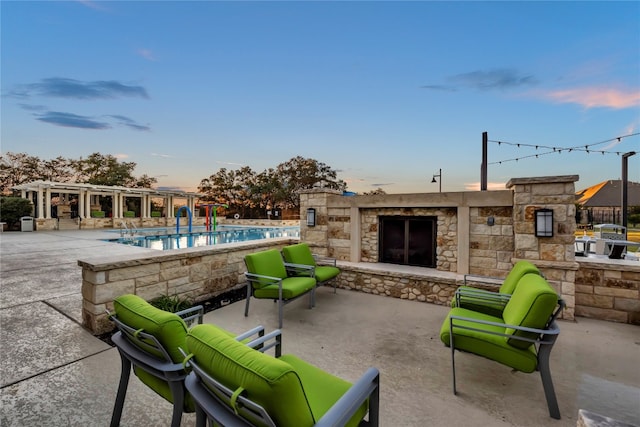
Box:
575;258;640;324
79;238;297;335
300;176;582;321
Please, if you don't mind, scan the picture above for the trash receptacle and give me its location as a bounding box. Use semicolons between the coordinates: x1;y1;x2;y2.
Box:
21;216;34;232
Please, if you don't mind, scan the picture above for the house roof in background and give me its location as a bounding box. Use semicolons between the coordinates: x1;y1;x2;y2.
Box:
576;180;640;207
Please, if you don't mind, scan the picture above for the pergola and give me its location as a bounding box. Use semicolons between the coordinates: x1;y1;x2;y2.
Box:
12;180;203;221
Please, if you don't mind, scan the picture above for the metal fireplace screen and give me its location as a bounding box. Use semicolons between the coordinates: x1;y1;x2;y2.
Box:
379;216;436;267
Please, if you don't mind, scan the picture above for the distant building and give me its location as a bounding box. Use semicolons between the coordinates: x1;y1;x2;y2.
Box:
575;180;640;225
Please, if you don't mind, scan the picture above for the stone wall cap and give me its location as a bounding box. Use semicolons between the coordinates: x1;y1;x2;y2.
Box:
506;175;579;188
300;188;343;195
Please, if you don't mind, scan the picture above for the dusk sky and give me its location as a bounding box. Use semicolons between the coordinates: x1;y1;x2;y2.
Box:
2;1;639;194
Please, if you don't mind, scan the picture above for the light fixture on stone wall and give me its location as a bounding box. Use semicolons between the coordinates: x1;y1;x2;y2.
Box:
535;208;553;237
306;208;316;227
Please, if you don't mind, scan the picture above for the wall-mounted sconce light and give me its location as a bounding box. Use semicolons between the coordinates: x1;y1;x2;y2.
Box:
306;208;316;227
487;216;495;226
535;208;553;237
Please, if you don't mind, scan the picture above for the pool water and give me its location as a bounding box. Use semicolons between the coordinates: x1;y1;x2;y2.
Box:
105;225;300;250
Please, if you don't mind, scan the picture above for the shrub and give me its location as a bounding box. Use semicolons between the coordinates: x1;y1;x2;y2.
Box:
150;294;193;312
123;211;135;218
0;197;33;229
91;210;105;218
151;211;161;217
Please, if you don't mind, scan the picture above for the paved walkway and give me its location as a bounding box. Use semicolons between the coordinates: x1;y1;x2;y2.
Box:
1;230;639;426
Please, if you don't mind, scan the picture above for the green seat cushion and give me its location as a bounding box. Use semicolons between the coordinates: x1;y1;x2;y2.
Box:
314;265;341;283
187;324;315;426
186;324;367;427
133;368;195;412
502;274;558;349
282;243;340;284
281;354;368;427
440;307;538;373
282;243;316;266
114;294;188;363
245;249;288;288
253;276;316;299
499;260;540;294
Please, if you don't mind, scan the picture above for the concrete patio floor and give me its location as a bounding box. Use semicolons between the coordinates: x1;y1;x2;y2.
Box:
0;230;639;426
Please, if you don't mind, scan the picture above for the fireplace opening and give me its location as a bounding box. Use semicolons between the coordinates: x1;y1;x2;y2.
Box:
379;216;436;267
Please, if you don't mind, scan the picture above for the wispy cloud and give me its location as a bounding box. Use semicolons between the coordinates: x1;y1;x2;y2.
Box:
216;161;245;166
137;49;157;61
30;108;150;131
464;181;506;191
422;68;538;92
75;1;108;11
10;77;148;100
114;153;129;159
36;111;111;129
542;86;640;109
371;182;394;187
152;153;173;158
108;115;151;131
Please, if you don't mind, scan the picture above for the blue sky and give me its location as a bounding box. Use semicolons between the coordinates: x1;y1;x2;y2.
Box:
2;1;639;194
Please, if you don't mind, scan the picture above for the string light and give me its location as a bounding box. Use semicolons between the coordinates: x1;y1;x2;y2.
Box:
488;132;639;165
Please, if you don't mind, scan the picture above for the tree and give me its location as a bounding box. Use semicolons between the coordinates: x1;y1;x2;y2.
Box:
198;166;256;217
72;153;138;186
362;188;387;195
0;196;33;229
0;152;43;194
274;156;346;209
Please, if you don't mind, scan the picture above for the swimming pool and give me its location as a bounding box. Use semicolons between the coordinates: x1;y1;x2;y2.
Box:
105;225;300;250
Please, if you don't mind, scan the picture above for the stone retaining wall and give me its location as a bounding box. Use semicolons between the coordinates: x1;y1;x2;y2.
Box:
79;238;297;334
575;257;640;324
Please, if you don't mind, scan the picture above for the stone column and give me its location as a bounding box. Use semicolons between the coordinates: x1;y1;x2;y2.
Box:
45;188;52;219
506;175;579;320
79;190;85;219
299;188;343;257
37;187;44;219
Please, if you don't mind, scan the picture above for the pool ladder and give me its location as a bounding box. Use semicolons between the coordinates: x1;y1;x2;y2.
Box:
119;221;139;239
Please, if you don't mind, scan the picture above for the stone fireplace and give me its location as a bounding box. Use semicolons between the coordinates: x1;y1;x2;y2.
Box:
379;215;437;267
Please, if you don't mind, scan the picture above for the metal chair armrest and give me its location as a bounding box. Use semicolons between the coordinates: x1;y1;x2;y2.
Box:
312;254;337;267
245;329;282;357
314;367;380;427
175;304;204;325
283;262;315;277
462;274;502;287
234;325;265;342
112;332;185;375
245;272;283;287
449;315;560;345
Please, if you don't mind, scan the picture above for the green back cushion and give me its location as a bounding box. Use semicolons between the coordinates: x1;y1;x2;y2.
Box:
439;308;539;373
499;260;540;294
245;249;288;288
282;243;316;266
502;274;558;349
186;324;316;427
113;294;188;363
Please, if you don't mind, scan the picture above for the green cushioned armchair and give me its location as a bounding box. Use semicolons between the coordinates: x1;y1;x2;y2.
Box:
282;243;341;295
108;294;265;427
244;249;317;328
441;273;565;419
182;324;380;427
452;260;541;317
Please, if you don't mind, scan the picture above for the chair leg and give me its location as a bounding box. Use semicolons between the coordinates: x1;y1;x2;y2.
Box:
194;405;207;427
449;318;457;395
110;352;132;427
538;344;561;419
244;284;251;317
168;381;185;427
278;298;283;328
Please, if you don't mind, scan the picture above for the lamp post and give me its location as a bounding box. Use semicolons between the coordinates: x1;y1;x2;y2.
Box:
622;151;636;236
431;169;442;193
